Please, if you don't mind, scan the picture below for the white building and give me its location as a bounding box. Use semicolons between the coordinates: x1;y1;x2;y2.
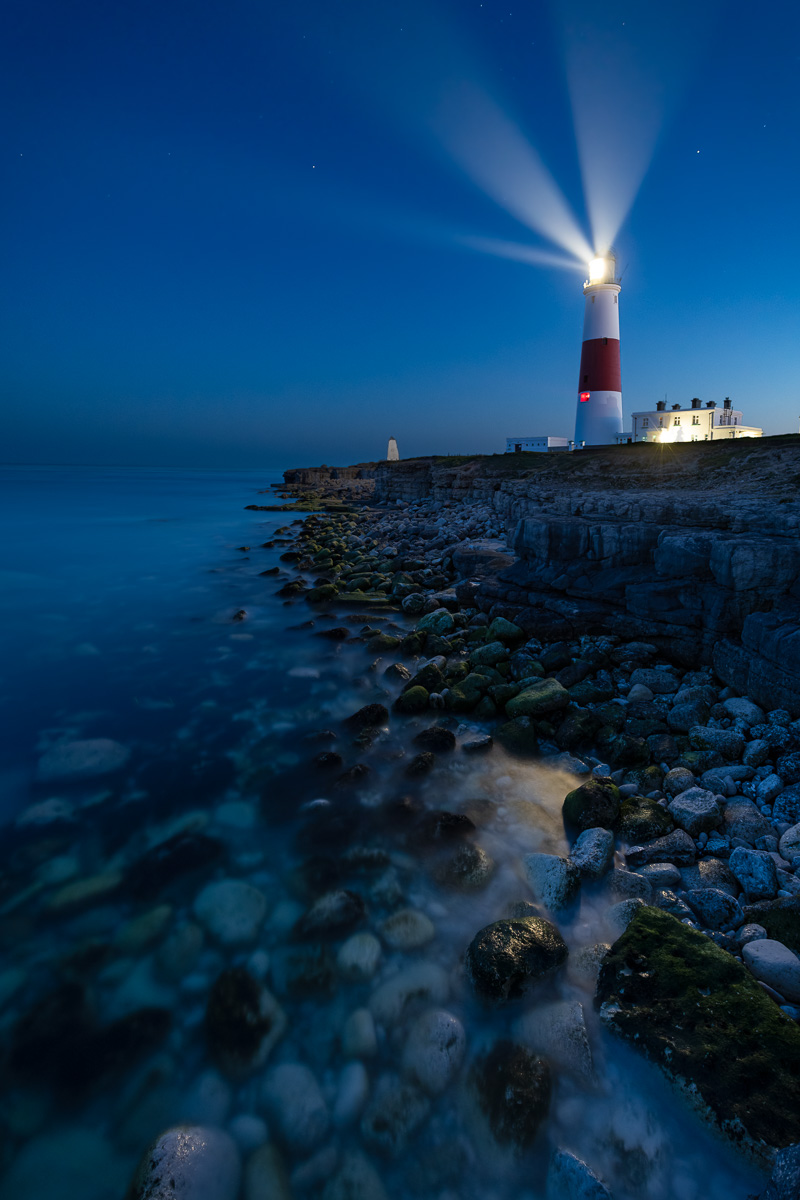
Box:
619;397;762;444
505;436;570;453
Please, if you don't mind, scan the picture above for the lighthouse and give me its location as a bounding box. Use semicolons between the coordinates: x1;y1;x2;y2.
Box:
574;253;623;446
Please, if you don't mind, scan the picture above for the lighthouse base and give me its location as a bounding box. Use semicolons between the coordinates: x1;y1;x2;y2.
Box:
574;391;623;446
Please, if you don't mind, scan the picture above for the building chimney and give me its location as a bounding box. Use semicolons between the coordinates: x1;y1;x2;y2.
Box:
705;401;716;409
671;403;681;411
691;397;701;409
723;397;732;410
656;401;666;411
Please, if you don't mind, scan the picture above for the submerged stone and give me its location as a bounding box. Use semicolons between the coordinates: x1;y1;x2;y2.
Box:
206;968;286;1078
596;905;800;1155
468;1040;551;1156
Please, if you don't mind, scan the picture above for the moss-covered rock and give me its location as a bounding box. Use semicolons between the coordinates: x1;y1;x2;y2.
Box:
600;732;651;768
555;708;602;750
594;703;627;733
367;632;401;652
417;608;455;636
400;632;425;656
470;641;509;667
623;765;665;794
505;678;570;719
596;905;800;1155
487;617;526;645
393;686;429;715
568;680;616;705
446;684;482;713
494;717;539;757
562;778;621;831
406;662;446;694
617;796;674;843
741;899;800;956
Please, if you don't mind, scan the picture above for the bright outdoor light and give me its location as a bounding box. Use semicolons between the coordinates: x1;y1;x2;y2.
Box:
589;256;608;283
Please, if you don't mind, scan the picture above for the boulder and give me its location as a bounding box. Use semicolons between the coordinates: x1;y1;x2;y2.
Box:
684;888;742;929
688;726;745;761
523;853;581;910
729;847;779;901
723;799;772;845
505;678;570;719
127;1127;241;1200
467;1040;551;1156
625;828;697;867
465;918;568;1003
757;1143;800;1200
569;828;614;879
596;905;800;1152
546;1150;613;1200
667;788;722;838
562;778;621;831
743;940;800;1002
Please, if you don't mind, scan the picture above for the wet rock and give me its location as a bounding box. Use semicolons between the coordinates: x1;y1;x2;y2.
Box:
413;725;456;753
314;750;343;770
617;796;674;843
667;788;722;838
523;852;581;910
243;1143;292;1200
652;889;693;920
563;777;621;832
723;799;772;845
392;686;429;715
369;962;449;1026
405;751;434;777
506;678;570;719
295;889;365;938
688;726;745;761
462;733;494;753
546;1150;613;1200
323;1152;388;1200
778;823;800;861
606;868;653;902
403;1009;466;1094
227;1115;268;1154
194;879;268;946
466;917;568;1003
606;898;646;934
205;969;286;1078
416;608;454;636
360;1074;430;1157
36;738;130;781
596;906;800;1152
566;942;611;991
742;940;800;1002
569;828;614;879
679;858;740;897
744;739;772;768
722;697;766;726
777;752;800;784
638;862;681;889
729;847;779;901
379;908;435;950
262;1063;329;1153
413;809;476;846
684;888;742;929
757;1142;800;1200
468;1040;551;1156
629;669;680;695
774;784;800;826
333;1061;370;1128
127;832;223;901
625;828;697;867
664;767;696;797
127;1126;241;1200
495;717;539;756
341;1008;378;1058
516;998;593;1080
337;932;382;981
435;843;495;890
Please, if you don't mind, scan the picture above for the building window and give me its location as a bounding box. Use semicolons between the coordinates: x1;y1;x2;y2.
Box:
659;418;664;427
642;418;649;427
673;417;680;426
692;435;698;441
692;415;700;425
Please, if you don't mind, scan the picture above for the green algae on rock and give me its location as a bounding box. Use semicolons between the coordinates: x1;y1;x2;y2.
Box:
562;778;621;831
616;796;675;843
596;905;800;1157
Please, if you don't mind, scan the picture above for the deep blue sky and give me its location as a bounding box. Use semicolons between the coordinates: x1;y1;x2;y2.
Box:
2;0;798;466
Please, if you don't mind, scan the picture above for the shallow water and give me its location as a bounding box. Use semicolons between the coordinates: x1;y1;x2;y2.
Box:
0;466;767;1199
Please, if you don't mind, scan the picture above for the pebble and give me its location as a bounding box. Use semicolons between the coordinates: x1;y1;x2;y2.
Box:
332;1061;370;1127
35;738;130;781
181;1069;233;1127
262;1063;329;1153
193;879;269;946
227;1114;269;1153
323;1151;389;1200
337;932;382;981
244;1143;292;1200
403;1009;466;1094
341;1007;378;1059
360;1073;430;1157
737;923;768;945
369;962;449;1026
379;908;435;950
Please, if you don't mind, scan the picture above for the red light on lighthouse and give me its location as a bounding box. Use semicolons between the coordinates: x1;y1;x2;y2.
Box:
580;392;590;402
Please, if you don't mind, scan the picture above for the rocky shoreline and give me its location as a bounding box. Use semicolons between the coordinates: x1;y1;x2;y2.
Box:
267;492;800;1190
2;478;800;1200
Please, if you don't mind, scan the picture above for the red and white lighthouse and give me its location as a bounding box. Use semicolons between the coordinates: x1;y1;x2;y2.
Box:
574;253;623;446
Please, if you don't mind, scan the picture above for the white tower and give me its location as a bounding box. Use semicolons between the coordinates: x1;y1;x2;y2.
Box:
574;253;623;446
387;437;399;461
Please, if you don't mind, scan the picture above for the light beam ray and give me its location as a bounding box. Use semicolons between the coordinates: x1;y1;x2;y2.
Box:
456;235;586;272
430;81;594;263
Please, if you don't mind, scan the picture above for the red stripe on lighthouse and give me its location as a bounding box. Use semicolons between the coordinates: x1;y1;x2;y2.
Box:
578;338;621;392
